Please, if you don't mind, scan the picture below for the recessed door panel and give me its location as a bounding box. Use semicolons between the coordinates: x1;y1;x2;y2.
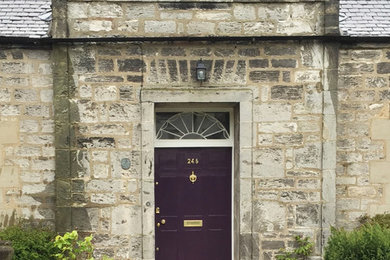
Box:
155;147;232;260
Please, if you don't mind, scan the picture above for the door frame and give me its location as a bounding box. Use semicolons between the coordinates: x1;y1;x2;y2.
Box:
140;88;254;260
155;107;234;259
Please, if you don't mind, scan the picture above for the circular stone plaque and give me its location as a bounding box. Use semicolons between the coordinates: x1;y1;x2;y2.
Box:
120;158;131;170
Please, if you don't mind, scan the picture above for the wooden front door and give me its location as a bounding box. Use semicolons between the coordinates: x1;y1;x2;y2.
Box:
155;147;232;260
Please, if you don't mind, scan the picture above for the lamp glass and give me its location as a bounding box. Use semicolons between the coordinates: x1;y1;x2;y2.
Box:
197;69;206;81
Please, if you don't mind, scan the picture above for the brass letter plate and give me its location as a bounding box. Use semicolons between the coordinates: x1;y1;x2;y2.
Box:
183;220;203;227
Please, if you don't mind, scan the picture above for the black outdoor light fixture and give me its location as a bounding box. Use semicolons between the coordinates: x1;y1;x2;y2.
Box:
196;59;206;81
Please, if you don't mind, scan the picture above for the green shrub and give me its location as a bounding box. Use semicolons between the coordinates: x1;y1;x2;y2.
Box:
53;231;93;260
276;235;314;260
324;224;390;260
359;213;390;229
0;225;57;260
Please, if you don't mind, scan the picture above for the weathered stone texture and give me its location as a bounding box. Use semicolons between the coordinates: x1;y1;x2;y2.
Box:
0;48;54;228
67;2;324;38
337;46;390;228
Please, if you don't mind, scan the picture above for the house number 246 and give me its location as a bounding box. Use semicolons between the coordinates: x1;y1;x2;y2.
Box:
187;158;199;164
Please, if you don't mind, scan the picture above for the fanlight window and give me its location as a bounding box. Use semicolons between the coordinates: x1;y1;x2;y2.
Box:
156;112;230;140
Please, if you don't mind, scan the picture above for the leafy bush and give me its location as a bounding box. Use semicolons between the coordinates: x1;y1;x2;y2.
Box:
358;213;390;229
0;225;57;260
276;236;314;260
53;231;93;260
324;224;390;260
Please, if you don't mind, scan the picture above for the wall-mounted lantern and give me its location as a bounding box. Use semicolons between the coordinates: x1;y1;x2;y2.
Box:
196;60;206;81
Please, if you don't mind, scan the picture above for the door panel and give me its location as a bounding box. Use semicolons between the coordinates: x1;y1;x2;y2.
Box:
155;147;232;260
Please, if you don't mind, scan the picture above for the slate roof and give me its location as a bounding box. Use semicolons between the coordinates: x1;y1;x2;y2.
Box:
0;0;51;38
340;0;390;37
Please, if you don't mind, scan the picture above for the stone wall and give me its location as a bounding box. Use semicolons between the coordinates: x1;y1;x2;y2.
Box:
337;45;390;228
66;2;324;38
0;47;54;228
52;41;327;259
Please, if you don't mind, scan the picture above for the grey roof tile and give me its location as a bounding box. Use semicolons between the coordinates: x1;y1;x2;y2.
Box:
0;0;51;38
340;0;390;37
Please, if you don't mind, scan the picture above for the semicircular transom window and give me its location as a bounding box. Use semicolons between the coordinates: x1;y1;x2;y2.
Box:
156;112;230;140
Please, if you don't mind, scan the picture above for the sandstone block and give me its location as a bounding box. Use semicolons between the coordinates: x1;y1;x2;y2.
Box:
380;90;390;100
93;164;109;179
377;62;390;74
296;204;319;227
365;77;388;88
94;86;117;101
187;22;215;35
249;71;279;82
253;201;285;232
262;241;285;250
339;63;374;74
233;5;256;20
238;48;260;57
0;62;33;74
258;122;297;133
271;59;297;68
20;120;38;133
89;3;123;18
75;20;113;32
258;134;273;146
249;59;269;68
108;103;140;122
24;105;50;117
295;70;321;83
243;22;274;34
254;103;291;122
1;105;20;116
119;86;134;101
77;137;115;149
216;22;241;34
348;186;377;198
111;151;140;178
264;46;297;56
351;50;382;60
90;124;128;135
111;205;141;235
87;180;124;192
337;199;360;210
125;4;155;19
258;178;294;189
274;134;303;146
117;21;139;33
160;12;192;20
0;89;10;102
280;191;320;202
68;3;88;18
253;148;284;177
271;85;303;100
98;59;114;72
91;193;116;204
195;12;231;20
145;21;176;34
118;59;145;72
295;143;321;169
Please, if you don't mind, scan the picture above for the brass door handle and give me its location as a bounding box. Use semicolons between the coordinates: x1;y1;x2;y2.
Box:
161;219;166;224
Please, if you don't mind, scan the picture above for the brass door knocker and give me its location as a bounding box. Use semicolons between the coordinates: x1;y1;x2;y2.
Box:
189;171;197;184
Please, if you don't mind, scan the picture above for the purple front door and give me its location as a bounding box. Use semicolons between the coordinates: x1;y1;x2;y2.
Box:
155;147;232;260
